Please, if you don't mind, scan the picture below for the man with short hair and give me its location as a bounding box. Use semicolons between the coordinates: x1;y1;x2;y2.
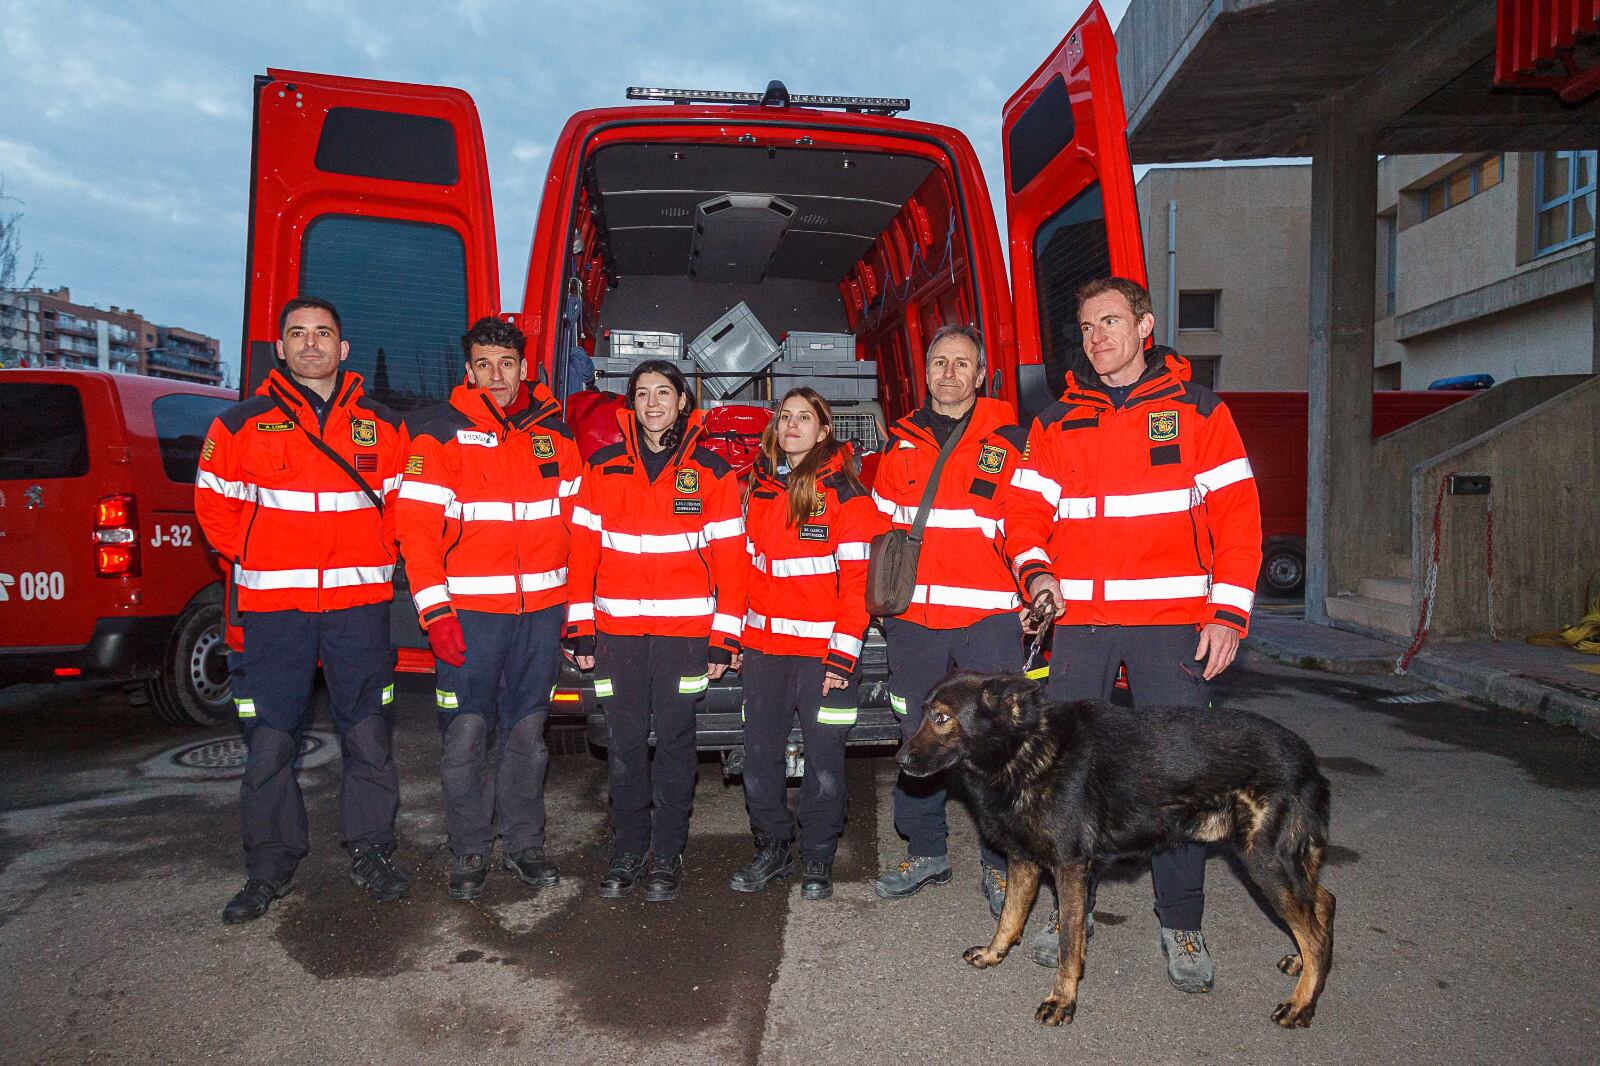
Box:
395;316;583;901
870;324;1029;910
196;296;411;924
1008;276;1262;992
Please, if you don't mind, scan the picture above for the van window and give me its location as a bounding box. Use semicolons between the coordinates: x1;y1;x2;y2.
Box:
1008;75;1074;194
315;108;459;186
152;393;233;483
1032;182;1111;397
299;214;469;412
0;383;89;480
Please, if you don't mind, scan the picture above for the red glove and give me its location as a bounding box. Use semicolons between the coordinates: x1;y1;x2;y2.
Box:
427;615;467;667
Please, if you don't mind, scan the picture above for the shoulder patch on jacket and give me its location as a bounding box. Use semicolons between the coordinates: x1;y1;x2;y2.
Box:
588;442;628;466
535;415;576;441
351;395;403;427
408;405;473;444
216;395;279;433
1178;381;1222;417
820;471;869;503
991;424;1029;452
690;445;733;480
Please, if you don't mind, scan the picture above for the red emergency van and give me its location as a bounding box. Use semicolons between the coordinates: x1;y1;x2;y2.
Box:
0;370;235;725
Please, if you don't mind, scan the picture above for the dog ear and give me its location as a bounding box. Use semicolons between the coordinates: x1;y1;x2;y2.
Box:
980;675;1041;722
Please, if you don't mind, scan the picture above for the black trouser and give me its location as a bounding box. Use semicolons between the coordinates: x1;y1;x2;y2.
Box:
229;602;398;884
433;605;563;858
884;612;1020;867
1047;623;1211;930
593;633;707;859
739;649;858;862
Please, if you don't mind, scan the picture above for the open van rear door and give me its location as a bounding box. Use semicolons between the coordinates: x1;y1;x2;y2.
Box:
241;69;499;411
1002;2;1146;421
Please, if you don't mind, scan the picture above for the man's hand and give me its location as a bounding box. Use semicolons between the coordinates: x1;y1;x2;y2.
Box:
822;670;850;695
730;652;744;673
576;654;595;671
427;616;467;668
1021;575;1063;635
1194;623;1241;681
707;661;728;682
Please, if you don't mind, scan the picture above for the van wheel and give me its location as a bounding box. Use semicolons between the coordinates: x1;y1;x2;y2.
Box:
546;722;590;757
146;602;233;727
1260;539;1306;598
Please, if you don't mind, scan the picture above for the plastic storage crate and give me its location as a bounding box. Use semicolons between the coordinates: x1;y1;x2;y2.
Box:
772;360;878;403
688;302;780;399
780;331;856;362
607;329;683;360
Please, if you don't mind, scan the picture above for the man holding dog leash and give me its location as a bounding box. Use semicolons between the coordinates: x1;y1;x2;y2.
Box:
1008;276;1262;993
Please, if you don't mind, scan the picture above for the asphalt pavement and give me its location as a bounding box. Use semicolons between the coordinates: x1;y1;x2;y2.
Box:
1;659;1596;1064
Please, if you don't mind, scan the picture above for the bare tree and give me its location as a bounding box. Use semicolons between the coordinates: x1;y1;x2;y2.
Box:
1;179;44;368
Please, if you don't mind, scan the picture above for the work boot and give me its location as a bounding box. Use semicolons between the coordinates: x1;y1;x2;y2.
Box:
642;853;684;903
598;852;648;899
1160;928;1215;993
448;853;488;900
800;860;833;901
873;854;953;899
981;864;1007;919
504;846;561;888
221;877;292;925
349;845;411;903
728;834;795;893
1029;906;1095;967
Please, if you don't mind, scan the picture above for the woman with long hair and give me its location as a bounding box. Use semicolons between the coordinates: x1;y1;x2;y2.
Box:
566;359;747;903
729;388;885;900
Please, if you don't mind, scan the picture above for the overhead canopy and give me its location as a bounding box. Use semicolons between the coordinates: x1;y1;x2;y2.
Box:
1116;0;1600;162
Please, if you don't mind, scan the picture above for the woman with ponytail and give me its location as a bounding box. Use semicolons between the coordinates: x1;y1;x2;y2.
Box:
566;359;748;903
728;388;886;901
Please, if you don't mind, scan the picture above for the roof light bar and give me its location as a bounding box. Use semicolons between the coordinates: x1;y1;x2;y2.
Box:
626;86;909;116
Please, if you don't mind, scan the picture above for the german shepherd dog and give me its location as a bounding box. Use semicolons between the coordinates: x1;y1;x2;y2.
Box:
898;672;1335;1029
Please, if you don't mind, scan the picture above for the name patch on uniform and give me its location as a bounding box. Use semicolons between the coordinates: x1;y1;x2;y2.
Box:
351;418;377;446
255;420;295;432
457;429;498;448
675;468;699;494
1148;411;1179;442
799;523;830;542
201;438;216;461
673;498;703;515
977;444;1005;474
405;454;425;475
532;434;556;459
355;453;378;472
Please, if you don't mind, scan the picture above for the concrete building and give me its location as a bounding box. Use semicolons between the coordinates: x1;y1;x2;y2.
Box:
0;287;222;385
1137;165;1312;390
145;325;224;385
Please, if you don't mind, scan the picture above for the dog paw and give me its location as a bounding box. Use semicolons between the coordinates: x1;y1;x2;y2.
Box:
963;946;1005;969
1034;997;1076;1026
1277;952;1303;976
1271;1000;1314;1029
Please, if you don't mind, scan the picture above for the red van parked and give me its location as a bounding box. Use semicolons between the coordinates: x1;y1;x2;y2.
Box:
0;370;235;725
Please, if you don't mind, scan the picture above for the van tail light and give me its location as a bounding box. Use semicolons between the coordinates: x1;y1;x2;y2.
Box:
94;493;141;576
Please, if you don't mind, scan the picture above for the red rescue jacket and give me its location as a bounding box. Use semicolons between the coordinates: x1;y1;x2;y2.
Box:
194;368;406;613
1007;347;1263;634
565;409;747;654
869;398;1029;630
395;381;583;626
742;450;886;674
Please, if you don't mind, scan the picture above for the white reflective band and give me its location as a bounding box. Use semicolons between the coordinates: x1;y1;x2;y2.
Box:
236;567;319;590
835;541;871;561
743;610;833;639
459;501;514;522
704;516;745;542
827;632;863;658
436;689;459;709
567;602;595;623
414;583;450;611
520;567;568;592
712;612;743;636
515;500;561;521
571;506;602;531
398;479;454;506
817;707;857;725
1103;575;1211;601
1209;582;1256;613
317;489;377;512
1059;579;1094;601
234;698;256;718
1012;547;1050;570
770;555;837;578
559;478;581;498
594;678;614;698
323;565;395;588
745;609;766;627
1103;487;1195;519
911;584;1020;610
890;693;908;715
1194;458;1254;497
196;470;253;500
1010;467;1062;507
381;684;395;705
601;529;702;554
257;487;316;512
897;440;915;449
1057;497;1097;520
872;491;896;516
596;595;716;618
446;574;518;596
383;475;403;495
883;502;999;537
679;674;710;694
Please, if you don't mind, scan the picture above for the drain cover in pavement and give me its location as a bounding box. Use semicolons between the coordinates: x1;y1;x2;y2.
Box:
1376;692;1439;704
138;730;340;779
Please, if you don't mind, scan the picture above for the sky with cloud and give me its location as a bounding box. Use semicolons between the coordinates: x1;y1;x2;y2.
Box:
0;0;1134;381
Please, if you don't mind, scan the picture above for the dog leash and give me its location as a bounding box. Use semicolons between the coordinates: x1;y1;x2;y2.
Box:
1021;589;1057;678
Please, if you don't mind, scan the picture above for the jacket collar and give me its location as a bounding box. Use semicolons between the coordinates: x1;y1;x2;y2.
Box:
752;442;852;490
450;379;562;435
1061;345;1192;411
893;396;1013;448
260;367;362;420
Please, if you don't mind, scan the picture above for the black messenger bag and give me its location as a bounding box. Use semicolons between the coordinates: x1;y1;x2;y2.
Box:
864;417;968;617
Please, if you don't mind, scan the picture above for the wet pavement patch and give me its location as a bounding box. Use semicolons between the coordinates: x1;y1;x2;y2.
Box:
137;731;340;780
1318;756;1384;777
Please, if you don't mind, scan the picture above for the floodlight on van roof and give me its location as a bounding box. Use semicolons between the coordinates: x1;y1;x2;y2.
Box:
627;81;909;116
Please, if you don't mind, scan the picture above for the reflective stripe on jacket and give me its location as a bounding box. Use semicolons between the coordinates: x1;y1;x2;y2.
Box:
194;368;405;613
1007;346;1263;635
395;381;583;625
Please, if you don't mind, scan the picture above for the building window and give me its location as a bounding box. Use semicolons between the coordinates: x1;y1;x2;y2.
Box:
1533;150;1597;257
1421;154;1503;219
1186;355;1219;389
1383;213;1398;317
1177;291;1219;332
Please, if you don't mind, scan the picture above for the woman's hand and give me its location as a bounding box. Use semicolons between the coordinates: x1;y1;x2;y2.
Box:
822;670;850;695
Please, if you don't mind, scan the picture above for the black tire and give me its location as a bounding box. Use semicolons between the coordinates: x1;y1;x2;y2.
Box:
546;722;591;757
146;600;233;727
1260;539;1306;598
